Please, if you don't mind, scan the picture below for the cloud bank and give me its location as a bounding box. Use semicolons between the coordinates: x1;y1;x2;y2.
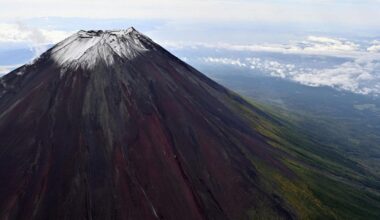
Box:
164;36;371;57
0;23;70;43
203;55;380;95
197;36;380;95
0;23;71;57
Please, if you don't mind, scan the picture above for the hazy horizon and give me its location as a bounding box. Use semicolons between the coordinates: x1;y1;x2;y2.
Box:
1;1;380;95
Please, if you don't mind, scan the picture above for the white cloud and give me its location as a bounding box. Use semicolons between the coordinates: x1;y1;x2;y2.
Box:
368;45;380;52
307;36;343;44
0;23;70;43
200;54;380;95
368;41;380;53
291;60;380;94
203;57;246;67
0;22;72;58
245;58;296;78
164;36;366;57
304;36;359;53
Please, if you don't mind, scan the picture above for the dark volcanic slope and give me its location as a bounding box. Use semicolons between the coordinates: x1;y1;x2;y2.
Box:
0;28;379;220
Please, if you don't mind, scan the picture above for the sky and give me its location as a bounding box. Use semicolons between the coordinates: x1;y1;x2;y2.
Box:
0;0;379;43
0;0;379;25
0;0;380;95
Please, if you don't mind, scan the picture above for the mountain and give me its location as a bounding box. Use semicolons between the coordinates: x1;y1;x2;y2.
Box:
0;28;379;220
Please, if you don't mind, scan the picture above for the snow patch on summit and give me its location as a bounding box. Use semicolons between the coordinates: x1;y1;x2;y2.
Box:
50;28;152;68
51;34;102;65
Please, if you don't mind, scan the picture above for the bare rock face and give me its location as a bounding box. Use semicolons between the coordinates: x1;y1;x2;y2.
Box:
0;28;296;220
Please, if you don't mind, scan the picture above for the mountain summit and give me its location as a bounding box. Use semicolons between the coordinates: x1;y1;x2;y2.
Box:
0;28;379;220
50;28;156;68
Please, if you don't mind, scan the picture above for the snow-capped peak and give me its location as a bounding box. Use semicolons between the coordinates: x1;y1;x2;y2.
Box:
50;27;154;68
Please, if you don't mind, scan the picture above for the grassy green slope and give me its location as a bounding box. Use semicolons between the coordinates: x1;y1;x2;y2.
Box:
235;99;380;219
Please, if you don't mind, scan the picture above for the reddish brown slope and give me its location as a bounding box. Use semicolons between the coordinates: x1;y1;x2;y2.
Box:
0;29;295;220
